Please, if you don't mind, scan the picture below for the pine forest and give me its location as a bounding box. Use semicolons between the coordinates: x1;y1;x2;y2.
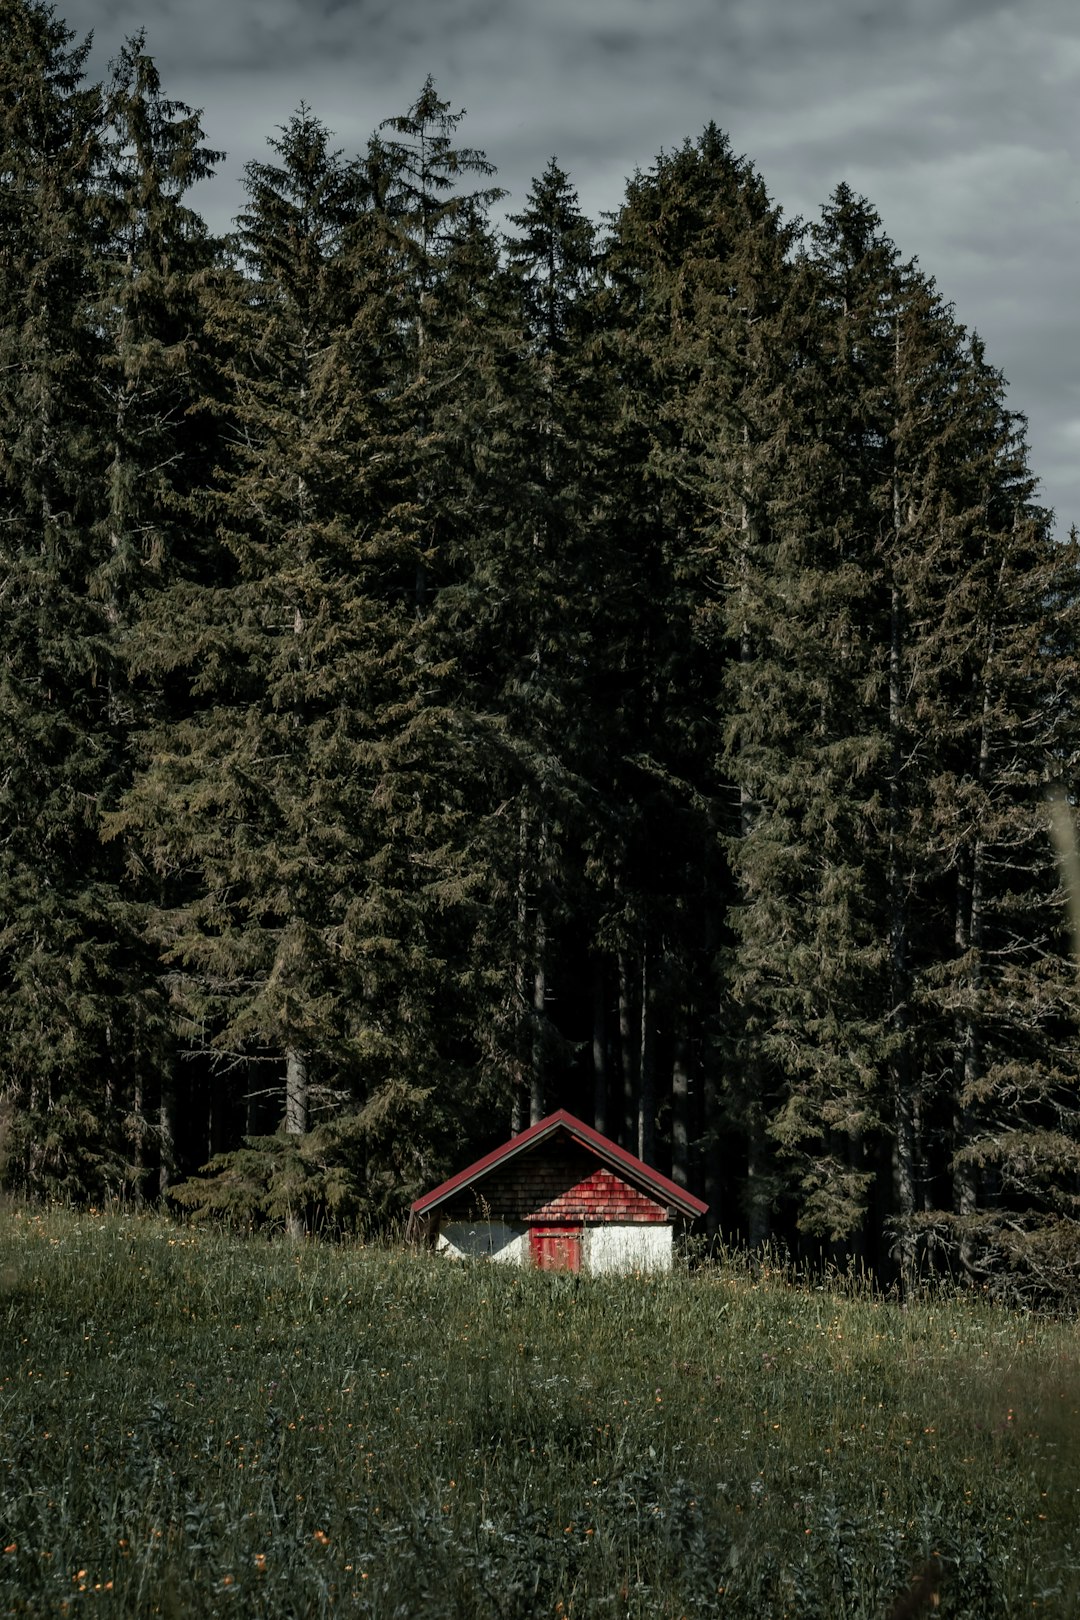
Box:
4;0;1080;1304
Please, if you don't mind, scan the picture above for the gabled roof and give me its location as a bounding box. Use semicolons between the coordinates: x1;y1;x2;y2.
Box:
410;1108;708;1220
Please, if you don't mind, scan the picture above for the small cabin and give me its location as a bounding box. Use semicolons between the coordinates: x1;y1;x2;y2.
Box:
410;1108;707;1274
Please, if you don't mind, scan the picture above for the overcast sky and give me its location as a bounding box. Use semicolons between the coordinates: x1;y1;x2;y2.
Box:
62;0;1080;536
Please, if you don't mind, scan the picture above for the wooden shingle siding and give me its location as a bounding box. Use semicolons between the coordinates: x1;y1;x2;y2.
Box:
411;1108;708;1225
412;1109;706;1273
441;1145;667;1225
537;1165;665;1223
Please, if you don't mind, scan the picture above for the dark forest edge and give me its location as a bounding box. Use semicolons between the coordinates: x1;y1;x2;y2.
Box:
3;0;1080;1306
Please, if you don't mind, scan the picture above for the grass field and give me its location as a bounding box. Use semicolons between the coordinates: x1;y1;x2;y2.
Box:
1;1209;1078;1618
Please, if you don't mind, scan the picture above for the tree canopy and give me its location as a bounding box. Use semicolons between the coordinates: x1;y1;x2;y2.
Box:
3;1;1079;1302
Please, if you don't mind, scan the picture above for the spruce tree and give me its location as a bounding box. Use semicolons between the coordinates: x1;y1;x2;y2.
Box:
112;111;372;1220
92;31;224;1195
373;76;504;610
116;94;506;1227
0;0;123;1196
453;159;609;1131
891;324;1080;1299
776;186;1080;1286
723;185;903;1252
604;127;807;1209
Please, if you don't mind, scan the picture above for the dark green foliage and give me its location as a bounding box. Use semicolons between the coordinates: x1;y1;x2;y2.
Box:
113;111;441;1156
602;127;810;1205
2;11;1078;1300
0;1;133;1197
111;108;377;1098
168;1080;435;1233
451;159;615;1127
111;89;513;1226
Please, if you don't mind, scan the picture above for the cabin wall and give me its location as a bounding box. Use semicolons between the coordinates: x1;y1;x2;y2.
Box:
585;1223;673;1274
437;1220;528;1263
435;1217;673;1274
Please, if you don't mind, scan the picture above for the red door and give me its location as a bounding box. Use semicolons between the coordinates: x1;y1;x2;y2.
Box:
529;1225;582;1273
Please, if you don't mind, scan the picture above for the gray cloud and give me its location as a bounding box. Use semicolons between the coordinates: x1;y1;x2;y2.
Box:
62;0;1080;531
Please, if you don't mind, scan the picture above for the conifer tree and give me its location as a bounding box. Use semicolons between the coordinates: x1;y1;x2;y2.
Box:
373;76;504;610
361;82;597;1146
111;112;372;1208
890;324;1080;1297
92;32;224;1195
604;127;806;1205
0;0;122;1195
115;94;506;1225
763;186;1080;1283
722;185;903;1251
458;159;608;1131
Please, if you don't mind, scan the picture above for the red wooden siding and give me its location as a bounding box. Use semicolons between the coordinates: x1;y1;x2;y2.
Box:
530;1226;582;1272
439;1142;668;1225
531;1163;665;1223
411;1109;707;1222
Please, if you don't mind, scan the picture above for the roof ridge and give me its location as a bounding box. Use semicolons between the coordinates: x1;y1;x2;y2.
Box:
410;1108;708;1219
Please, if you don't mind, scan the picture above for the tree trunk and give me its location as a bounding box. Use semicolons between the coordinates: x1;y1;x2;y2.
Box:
131;1076;145;1207
511;804;531;1135
893;1084;917;1282
953;794;987;1271
285;1046;309;1238
846;1131;867;1266
285;1047;309;1136
531;917;546;1125
637;947;656;1165
746;1111;772;1247
158;1077;174;1198
618;951;639;1151
671;1021;690;1189
529;813;548;1125
592;957;608;1136
889;561;917;1291
702;1064;721;1236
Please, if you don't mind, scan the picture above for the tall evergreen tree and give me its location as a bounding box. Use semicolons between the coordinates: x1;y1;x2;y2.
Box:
456;159;609;1131
736;184;1080;1284
91;31;224;1195
604;127;807;1209
112;111;373;1217
115;94;506;1226
891;326;1080;1298
373;76;503;611
723;185;903;1252
0;0;123;1195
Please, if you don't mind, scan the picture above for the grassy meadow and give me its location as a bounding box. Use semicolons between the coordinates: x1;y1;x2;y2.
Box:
1;1210;1079;1618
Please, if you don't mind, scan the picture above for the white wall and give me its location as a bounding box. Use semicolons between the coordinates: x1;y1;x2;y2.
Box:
584;1223;673;1275
435;1219;674;1273
437;1220;529;1263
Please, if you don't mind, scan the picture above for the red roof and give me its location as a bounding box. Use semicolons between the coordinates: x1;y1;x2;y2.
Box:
410;1108;708;1220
